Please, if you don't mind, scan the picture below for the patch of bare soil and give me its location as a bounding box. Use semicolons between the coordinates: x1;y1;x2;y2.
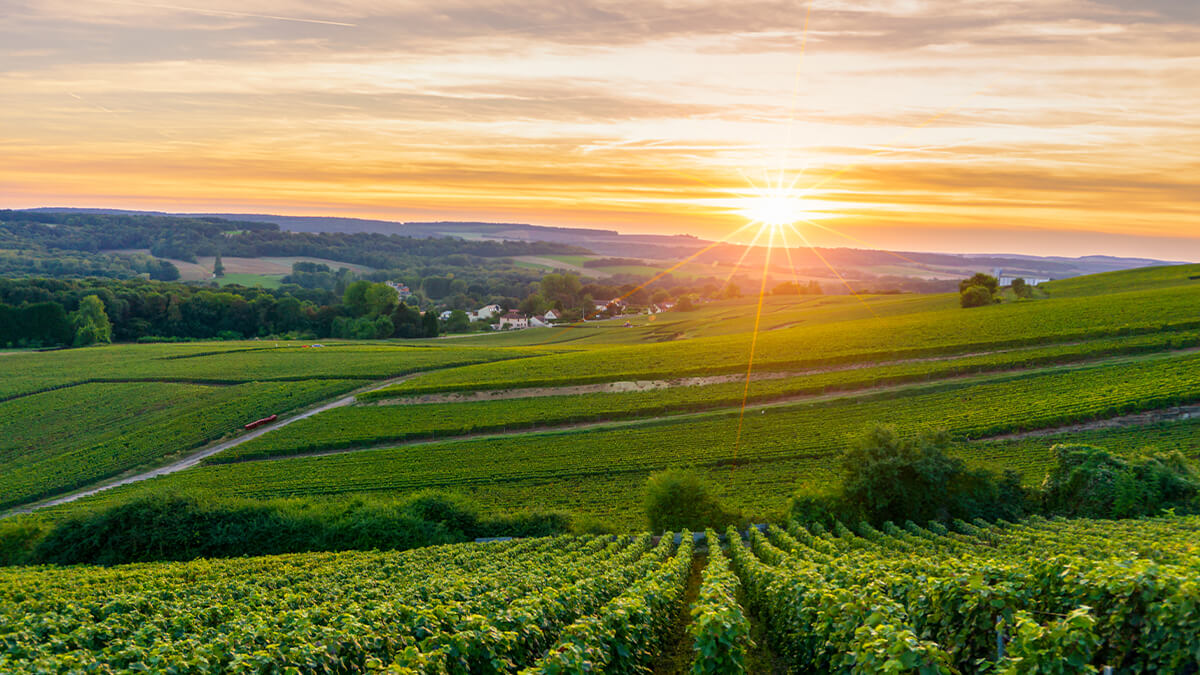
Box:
984;404;1200;441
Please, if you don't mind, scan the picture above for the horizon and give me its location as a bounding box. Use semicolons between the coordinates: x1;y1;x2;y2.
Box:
2;1;1199;260
17;205;1198;263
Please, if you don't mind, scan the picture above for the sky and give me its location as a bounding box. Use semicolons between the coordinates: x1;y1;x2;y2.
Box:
1;0;1198;260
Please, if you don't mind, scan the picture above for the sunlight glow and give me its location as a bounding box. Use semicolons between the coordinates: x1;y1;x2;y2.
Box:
738;192;812;227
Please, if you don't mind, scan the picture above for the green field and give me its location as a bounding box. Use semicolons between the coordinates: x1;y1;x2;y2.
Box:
3;262;1199;527
2;516;1196;672
215;272;285;288
0;341;551;509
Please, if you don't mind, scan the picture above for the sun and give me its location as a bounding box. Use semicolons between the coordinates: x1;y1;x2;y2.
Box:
737;191;811;227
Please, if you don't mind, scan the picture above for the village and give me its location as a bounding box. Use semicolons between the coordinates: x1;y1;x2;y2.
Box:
436;297;679;331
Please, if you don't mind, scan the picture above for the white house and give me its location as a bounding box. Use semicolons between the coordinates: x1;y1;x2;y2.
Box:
438;310;453;321
498;310;529;329
993;269;1051;286
544;309;560;321
530;315;552;328
476;304;502;320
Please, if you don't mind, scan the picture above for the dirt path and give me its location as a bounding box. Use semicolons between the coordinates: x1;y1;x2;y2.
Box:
227;353;1198;465
983;403;1200;441
652;549;707;674
364;341;1117;406
1;375;424;517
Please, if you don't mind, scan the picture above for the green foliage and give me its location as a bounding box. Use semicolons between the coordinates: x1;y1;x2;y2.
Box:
737;515;1200;673
689;530;753;674
446;309;472;333
0;532;660;673
71;294;112;346
960;285;996;308
212;250;224;277
960;273;1000;295
996;608;1100;674
523;533;693;674
1039;444;1200;518
644;469;739;532
14;492;570;565
832;426;1028;525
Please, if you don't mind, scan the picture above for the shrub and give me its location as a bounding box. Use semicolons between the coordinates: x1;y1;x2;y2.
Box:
1040;444;1200;518
18;491;572;566
644;469;740;532
795;425;1028;525
960;284;995;308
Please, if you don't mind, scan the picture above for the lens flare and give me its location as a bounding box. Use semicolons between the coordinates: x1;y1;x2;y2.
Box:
737;192;810;227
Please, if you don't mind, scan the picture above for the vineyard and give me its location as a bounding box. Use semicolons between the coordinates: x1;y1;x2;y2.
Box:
379;282;1200;395
1;515;1196;673
730;515;1200;673
58;350;1198;524
220;340;1200;462
0;341;547;511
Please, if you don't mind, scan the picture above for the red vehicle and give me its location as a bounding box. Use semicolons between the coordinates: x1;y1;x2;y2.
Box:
244;414;278;430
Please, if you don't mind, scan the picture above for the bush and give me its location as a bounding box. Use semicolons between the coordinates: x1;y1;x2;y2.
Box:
960;284;995;308
794;426;1028;526
644;469;740;532
18;491;572;566
1040;444;1200;518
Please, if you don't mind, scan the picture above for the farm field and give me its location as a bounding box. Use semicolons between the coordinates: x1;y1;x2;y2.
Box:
1;515;1196;672
0;341;552;510
222;343;1200;462
41;349;1200;526
1;263;1197;527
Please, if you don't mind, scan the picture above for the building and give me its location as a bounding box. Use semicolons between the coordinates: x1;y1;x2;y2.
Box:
543;309;560;321
994;269;1051;286
530;315;552;327
498;310;529;330
438;310;453;321
476;304;502;320
385;281;413;299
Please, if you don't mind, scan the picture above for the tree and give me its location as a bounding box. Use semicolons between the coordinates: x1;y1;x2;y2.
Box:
960;285;995;308
72;295;113;347
422;310;440;338
643;469;738;532
650;289;671;304
212;252;225;278
1011;277;1033;299
676;295;696;311
836;425;1025;524
958;272;998;295
342;280;372;316
1040;445;1199;518
445;309;471;333
541;273;582;309
808;280;823;295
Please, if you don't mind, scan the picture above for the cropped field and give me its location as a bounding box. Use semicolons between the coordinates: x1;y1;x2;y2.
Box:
0;379;364;509
224;341;1199;462
50;350;1200;526
0;532;693;673
734;514;1200;673
2;515;1196;672
388;283;1200;394
0;341;550;510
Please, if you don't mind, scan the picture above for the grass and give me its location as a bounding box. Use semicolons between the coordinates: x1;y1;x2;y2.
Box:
215;273;284;288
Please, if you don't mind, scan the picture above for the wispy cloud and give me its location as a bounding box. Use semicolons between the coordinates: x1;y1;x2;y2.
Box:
0;0;1197;258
